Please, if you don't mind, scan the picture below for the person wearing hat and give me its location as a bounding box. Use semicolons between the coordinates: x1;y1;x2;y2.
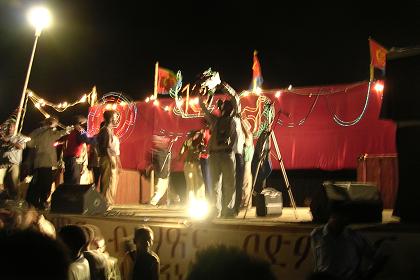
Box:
62;115;95;185
26;116;72;210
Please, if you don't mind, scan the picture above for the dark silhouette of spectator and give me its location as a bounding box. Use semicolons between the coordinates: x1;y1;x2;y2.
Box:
310;203;387;280
58;224;91;280
186;244;276;280
306;271;340;280
0;229;70;280
0;199;56;238
121;225;159;280
81;224;121;280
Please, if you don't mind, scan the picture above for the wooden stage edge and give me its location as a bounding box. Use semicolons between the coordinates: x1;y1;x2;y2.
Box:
47;206;420;279
55;205;410;232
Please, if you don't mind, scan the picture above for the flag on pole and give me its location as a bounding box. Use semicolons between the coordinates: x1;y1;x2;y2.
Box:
251;50;263;91
156;65;177;95
369;38;388;81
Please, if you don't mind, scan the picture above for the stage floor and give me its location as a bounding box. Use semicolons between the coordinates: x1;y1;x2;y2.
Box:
102;205;399;229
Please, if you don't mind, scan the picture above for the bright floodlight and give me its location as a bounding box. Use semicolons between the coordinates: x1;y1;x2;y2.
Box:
374;81;384;93
27;7;52;34
188;199;209;220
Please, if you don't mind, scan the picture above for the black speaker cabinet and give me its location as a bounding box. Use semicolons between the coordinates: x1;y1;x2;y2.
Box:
380;47;420;121
51;184;108;215
310;181;383;223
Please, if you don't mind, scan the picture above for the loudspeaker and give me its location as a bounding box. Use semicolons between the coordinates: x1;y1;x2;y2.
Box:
51;184;108;215
380;47;420;121
255;188;283;217
310;181;383;223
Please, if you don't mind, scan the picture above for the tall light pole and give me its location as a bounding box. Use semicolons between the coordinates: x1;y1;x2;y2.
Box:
14;6;52;135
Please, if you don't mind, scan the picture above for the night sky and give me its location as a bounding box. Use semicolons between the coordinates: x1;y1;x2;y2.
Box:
1;0;419;133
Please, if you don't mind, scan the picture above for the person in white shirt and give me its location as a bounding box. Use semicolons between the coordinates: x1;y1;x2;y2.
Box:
58;224;91;280
0;121;29;200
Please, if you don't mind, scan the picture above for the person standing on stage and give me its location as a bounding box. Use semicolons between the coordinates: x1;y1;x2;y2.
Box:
88;121;105;188
0;120;29;200
179;130;205;203
198;123;212;199
240;118;254;209
200;97;238;218
149;135;171;206
97;110;120;206
231;95;246;215
26;117;71;210
62;115;95;185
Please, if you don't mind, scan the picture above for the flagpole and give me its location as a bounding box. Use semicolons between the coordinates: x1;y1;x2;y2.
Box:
185;84;190;114
154;61;159;99
370;64;374;82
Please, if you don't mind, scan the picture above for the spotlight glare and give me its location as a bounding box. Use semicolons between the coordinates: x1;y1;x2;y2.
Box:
188;199;209;220
374;81;384;93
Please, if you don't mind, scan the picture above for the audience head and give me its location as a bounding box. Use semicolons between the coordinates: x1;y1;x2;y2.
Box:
186;244;276;280
6;120;16;136
58;224;88;260
133;225;154;251
0;229;70;280
81;224;106;252
307;271;341;280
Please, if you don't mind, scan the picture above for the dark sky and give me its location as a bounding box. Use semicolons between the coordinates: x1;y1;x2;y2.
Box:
1;0;420;132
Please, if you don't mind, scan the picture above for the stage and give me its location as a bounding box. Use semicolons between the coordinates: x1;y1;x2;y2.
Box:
46;205;420;280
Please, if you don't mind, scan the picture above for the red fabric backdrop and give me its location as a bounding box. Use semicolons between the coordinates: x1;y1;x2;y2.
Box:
88;81;396;171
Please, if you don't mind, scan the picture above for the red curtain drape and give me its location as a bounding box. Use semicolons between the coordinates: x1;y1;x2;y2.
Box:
88;81;396;171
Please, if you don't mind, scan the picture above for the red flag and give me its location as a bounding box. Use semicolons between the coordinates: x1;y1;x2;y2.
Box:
369;39;387;70
251;50;263;90
157;67;177;94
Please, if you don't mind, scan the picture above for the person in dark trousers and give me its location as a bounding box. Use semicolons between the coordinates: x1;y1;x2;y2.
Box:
62;115;95;185
88;121;105;188
200;97;238;218
26;117;70;210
